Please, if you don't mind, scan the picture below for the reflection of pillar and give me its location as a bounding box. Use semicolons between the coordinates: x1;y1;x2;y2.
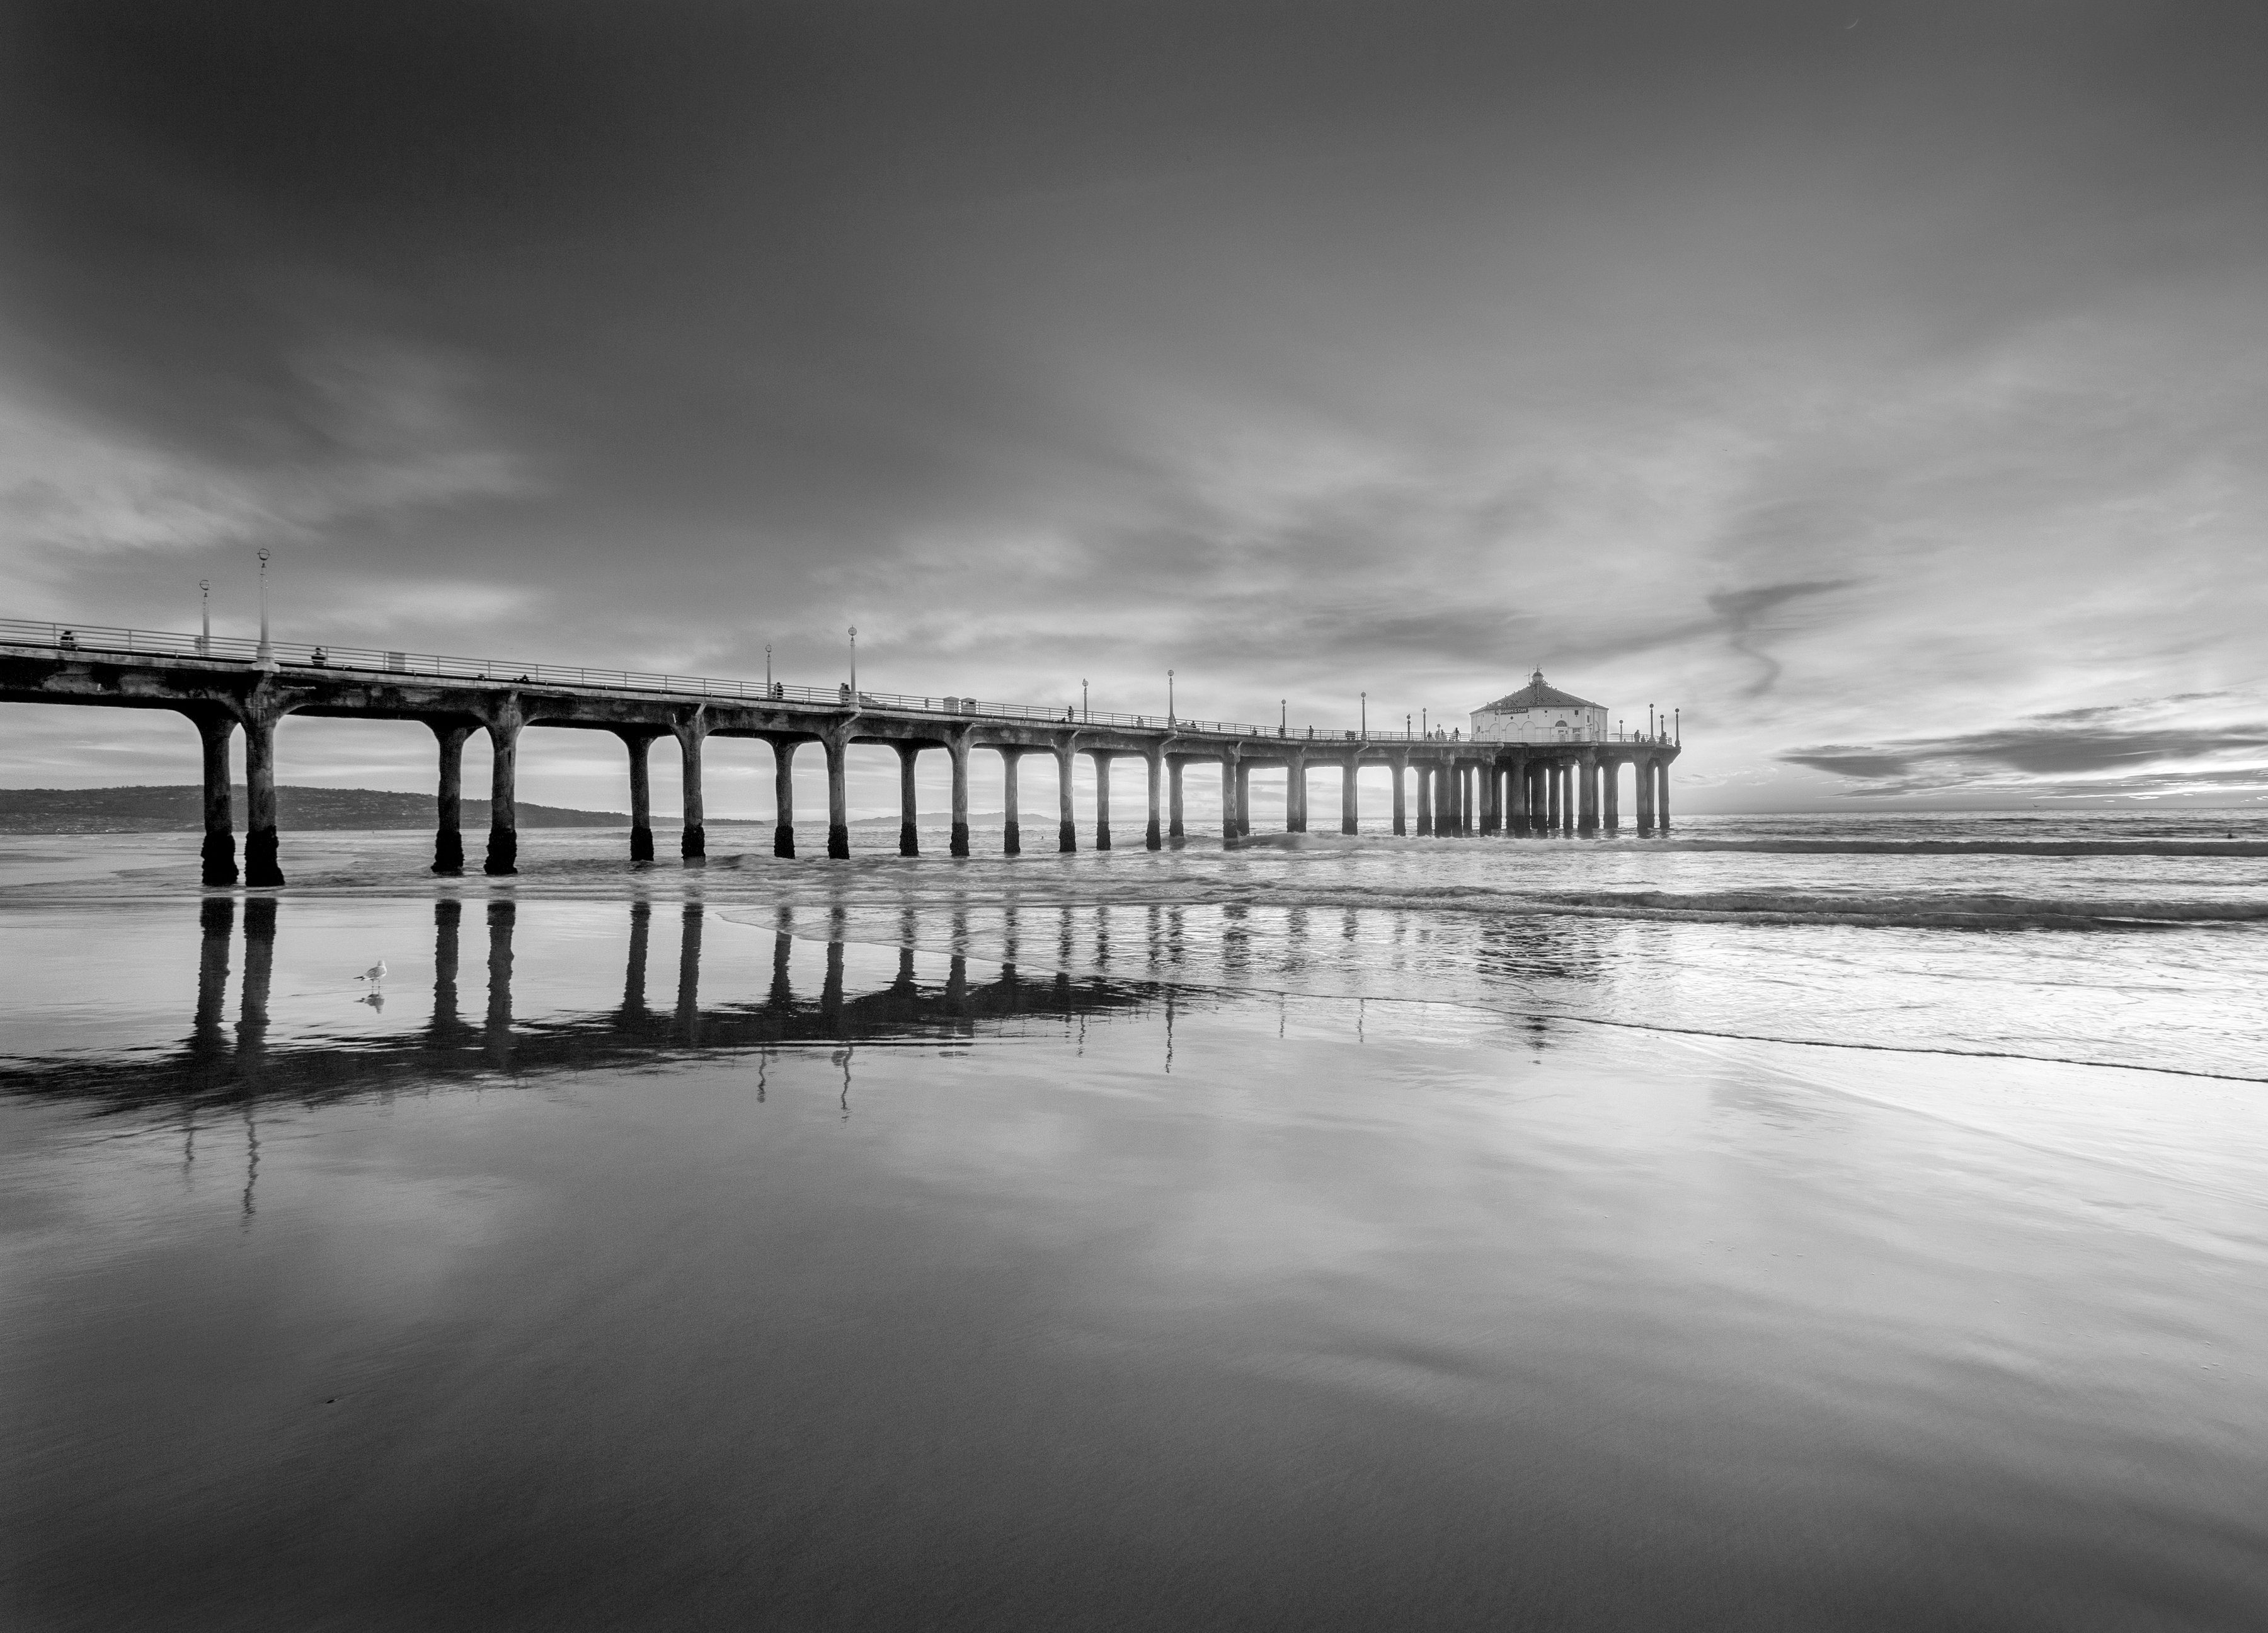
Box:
1094;753;1112;851
772;740;798;859
1341;760;1359;834
946;953;968;1012
1578;752;1599;837
676;904;702;1043
896;744;921;857
194;897;234;1051
949;735;971;857
1390;757;1407;835
242;711;285;888
1416;762;1433;835
1145;751;1163;851
484;900;515;1066
825;735;851;859
622;899;650;1017
193;712;238;886
484;713;520;876
675;720;706;861
1167;757;1184;840
236;895;276;1066
430;722;472;875
1000;750;1022;855
769;925;793;1007
1055;742;1077;852
623;731;655;862
820;936;845;1020
432;899;462;1040
1604;757;1620;833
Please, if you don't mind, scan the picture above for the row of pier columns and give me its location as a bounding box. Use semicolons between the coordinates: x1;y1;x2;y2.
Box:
182;705;1673;889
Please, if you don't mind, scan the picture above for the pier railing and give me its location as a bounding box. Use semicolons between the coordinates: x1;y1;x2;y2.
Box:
0;617;1680;747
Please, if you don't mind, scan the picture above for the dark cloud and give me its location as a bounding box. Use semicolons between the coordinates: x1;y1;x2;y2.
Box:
4;3;2268;805
1785;704;2268;797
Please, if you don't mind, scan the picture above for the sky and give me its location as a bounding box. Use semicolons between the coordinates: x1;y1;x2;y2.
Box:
2;0;2265;820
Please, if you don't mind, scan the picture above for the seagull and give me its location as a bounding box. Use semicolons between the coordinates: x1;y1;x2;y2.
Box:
358;960;387;985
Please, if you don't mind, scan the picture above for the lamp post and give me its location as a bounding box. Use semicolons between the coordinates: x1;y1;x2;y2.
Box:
849;627;857;696
1421;708;1427;738
1280;699;1286;736
1081;679;1089;722
255;549;272;666
1404;714;1411;737
198;579;210;655
765;643;772;689
1360;691;1366;738
1674;708;1680;745
1167;669;1174;726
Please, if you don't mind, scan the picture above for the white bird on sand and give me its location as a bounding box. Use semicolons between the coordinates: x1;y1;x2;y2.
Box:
358;960;387;985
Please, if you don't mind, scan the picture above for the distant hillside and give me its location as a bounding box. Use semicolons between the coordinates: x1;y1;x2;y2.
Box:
0;786;629;832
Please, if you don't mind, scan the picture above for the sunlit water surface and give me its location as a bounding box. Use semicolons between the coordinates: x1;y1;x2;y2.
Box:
3;815;2264;1629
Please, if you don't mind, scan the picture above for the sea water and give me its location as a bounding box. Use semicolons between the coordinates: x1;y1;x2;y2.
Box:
2;812;2264;1629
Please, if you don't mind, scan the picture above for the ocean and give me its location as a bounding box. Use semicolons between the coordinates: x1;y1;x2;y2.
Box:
3;811;2264;1629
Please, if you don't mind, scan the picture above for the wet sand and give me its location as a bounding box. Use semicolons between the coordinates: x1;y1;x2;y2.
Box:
3;887;2264;1630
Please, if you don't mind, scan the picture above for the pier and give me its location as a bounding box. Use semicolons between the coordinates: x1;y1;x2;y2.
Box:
0;618;1681;886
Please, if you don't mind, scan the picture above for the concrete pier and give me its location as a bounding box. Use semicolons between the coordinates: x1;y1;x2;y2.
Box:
0;629;1679;877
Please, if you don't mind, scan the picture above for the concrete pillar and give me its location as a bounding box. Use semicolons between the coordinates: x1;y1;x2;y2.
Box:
1578;752;1599;837
242;710;285;888
424;722;470;876
1001;750;1022;854
1168;757;1185;839
1055;742;1077;852
1286;753;1307;833
1094;752;1113;850
825;735;851;858
1658;758;1673;832
1479;760;1498;835
483;714;520;875
1235;760;1253;837
622;731;655;862
1145;751;1163;850
1545;760;1561;835
1390;756;1407;835
675;721;706;861
1604;757;1620;834
1636;755;1656;834
1564;761;1579;835
896;743;921;856
1220;755;1239;841
1416;761;1433;835
1341;759;1358;834
772;740;797;858
192;712;238;886
949;736;971;857
1504;757;1525;836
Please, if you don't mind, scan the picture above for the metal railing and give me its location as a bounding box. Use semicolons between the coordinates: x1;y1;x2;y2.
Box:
0;616;1679;748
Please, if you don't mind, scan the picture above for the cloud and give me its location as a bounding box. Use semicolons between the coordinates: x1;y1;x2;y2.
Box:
1784;694;2268;798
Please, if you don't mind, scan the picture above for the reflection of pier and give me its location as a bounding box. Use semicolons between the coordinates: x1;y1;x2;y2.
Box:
0;900;1159;1114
